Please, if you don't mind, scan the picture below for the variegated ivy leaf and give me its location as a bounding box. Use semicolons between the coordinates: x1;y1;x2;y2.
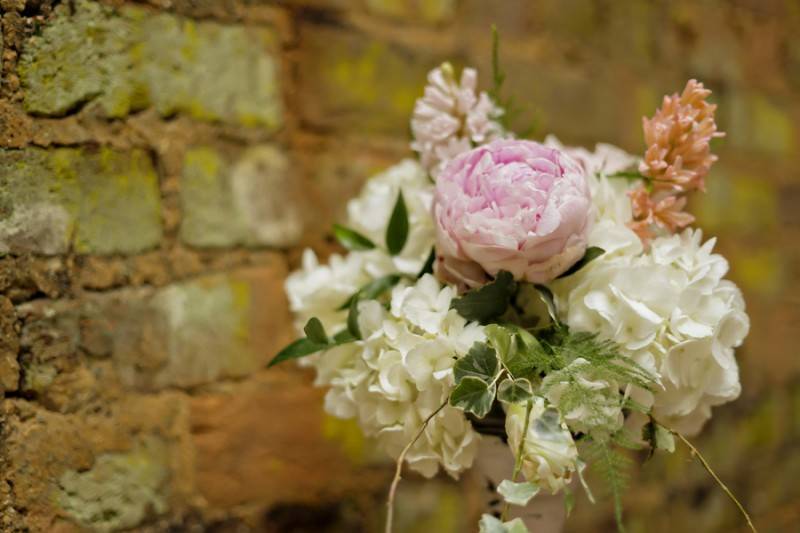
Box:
453;342;499;384
449;376;496;418
497;479;540;506
478;514;529;533
451;270;516;323
644;420;676;454
497;377;534;404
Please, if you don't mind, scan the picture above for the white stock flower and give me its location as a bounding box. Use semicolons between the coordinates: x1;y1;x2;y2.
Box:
411;63;505;178
544;136;642;258
311;275;485;478
505;398;579;494
554;229;748;435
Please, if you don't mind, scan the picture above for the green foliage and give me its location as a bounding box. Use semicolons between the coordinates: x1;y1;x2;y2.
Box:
451;271;517;323
585;438;633;533
449;376;496;418
532;283;559;324
337;274;403;310
386;190;409;255
557;247;605;279
487;25;539;138
453;342;499;383
479;514;528;533
417;247;435;278
497;479;540;506
332;224;376;251
497;377;533;404
347;296;362;340
269;317;357;367
303;317;328;344
643;419;676;458
268;337;329;367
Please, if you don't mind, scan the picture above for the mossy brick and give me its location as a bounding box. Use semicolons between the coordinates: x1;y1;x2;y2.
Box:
57;437;168;532
109;265;293;389
296;25;438;135
19;0;282;129
363;0;457;24
0;148;162;255
180;145;302;248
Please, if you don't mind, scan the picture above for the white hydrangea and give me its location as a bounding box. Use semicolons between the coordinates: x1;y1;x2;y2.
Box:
554;229;748;435
346;159;435;274
285;159;435;334
313;275;486;478
505;398;579;493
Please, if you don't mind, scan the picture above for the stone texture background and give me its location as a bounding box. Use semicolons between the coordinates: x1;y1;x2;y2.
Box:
0;0;798;531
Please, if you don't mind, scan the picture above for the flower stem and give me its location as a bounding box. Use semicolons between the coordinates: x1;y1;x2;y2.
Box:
606;171;652;182
385;401;448;533
672;430;758;533
500;399;533;521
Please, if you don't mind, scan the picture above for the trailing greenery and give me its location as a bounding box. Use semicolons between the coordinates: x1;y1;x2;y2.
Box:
584;438;633;532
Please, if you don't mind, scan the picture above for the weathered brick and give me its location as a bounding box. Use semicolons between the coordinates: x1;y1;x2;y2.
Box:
19;0;282;129
363;0;457;24
1;393;193;532
180;145;302;248
296;24;438;136
0;147;162;255
0;296;19;393
16;261;293;394
189;369;390;514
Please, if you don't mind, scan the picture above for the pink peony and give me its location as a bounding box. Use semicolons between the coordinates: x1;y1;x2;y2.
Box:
433;139;592;287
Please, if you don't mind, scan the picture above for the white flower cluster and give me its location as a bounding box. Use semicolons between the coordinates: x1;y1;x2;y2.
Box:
411;63;505;178
550;140;749;436
286;160;485;477
285;159;434;334
317;275;485;477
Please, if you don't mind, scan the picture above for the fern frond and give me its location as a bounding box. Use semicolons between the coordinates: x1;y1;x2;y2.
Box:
586;439;632;533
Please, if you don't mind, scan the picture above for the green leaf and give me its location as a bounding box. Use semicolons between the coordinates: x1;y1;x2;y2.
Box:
532;284;559;325
557;247;605;279
454;342;499;384
485;324;513;360
385;190;409;255
564;485;575;518
501;324;551;378
497;377;534;404
497;480;540;506
332;329;357;344
337;274;403;310
347;296;362;340
268;337;329;367
303;317;328;345
417;247;436;278
332;224;376;251
479;515;529;533
643;420;675;457
449;376;496;418
451;271;517;323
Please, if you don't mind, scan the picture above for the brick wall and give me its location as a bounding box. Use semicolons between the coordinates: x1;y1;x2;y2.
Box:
1;1;798;532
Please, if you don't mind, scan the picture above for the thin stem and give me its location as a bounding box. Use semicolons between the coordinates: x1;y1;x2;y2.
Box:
500;399;533;521
385;401;448;533
673;430;757;533
605;171;652;182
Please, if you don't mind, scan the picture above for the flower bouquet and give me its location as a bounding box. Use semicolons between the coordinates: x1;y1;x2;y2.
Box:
271;34;754;533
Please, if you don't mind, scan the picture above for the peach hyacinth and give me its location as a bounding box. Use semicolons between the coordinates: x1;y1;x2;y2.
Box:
629;80;724;242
